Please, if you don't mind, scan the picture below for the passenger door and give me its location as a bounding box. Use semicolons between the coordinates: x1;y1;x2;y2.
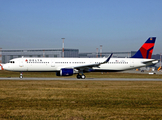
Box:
130;59;134;67
19;58;24;67
51;59;55;67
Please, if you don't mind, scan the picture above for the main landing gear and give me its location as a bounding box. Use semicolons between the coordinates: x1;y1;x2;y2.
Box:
76;74;86;79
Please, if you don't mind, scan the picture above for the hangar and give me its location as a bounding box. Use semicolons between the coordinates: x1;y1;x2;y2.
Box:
0;48;79;63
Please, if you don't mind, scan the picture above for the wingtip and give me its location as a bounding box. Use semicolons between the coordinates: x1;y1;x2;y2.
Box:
104;53;113;63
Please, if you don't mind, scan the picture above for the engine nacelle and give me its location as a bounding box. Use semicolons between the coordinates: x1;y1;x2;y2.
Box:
56;68;74;76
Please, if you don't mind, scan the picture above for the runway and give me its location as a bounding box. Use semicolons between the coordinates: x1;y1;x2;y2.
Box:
0;77;162;81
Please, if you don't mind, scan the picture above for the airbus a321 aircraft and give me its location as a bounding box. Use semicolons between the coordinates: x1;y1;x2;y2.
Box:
0;37;158;79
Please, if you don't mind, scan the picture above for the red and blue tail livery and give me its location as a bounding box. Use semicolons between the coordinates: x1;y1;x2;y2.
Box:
131;37;156;59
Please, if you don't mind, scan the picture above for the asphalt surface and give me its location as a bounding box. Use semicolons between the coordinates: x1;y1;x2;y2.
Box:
0;77;162;81
0;70;162;81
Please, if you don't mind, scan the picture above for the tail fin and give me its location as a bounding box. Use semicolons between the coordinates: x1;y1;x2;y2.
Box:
131;37;156;59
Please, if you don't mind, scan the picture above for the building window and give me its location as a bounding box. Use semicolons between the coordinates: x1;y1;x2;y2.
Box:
54;55;57;57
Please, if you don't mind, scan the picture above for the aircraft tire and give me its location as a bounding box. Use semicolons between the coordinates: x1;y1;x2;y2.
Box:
77;74;81;79
20;75;23;79
81;75;86;79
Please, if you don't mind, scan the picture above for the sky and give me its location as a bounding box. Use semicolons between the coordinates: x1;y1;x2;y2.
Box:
0;0;162;54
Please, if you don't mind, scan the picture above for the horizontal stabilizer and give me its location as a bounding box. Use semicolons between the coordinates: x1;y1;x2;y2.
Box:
142;59;159;64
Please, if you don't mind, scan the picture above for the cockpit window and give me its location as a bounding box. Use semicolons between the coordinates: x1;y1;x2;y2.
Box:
10;61;15;63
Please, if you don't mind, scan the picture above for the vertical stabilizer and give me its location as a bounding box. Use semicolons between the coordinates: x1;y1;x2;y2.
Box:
131;37;156;59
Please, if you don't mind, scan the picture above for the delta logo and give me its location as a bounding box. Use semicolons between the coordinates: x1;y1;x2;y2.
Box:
25;59;43;62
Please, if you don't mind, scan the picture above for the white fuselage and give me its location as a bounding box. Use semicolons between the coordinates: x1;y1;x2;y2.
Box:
3;57;156;72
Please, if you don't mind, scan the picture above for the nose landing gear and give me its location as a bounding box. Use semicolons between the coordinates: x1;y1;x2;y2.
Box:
20;72;23;79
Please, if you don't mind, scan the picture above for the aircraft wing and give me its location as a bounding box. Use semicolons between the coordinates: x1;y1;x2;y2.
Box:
72;53;113;70
56;53;113;71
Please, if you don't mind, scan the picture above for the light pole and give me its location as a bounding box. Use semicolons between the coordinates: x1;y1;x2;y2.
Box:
100;45;102;58
62;38;65;58
96;48;98;58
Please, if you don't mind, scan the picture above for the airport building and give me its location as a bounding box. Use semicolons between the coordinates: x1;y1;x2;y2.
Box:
79;51;136;58
0;47;137;63
1;48;79;63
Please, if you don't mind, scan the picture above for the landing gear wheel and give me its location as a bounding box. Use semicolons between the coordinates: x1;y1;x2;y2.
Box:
20;75;23;79
77;74;81;79
81;75;86;79
20;72;23;79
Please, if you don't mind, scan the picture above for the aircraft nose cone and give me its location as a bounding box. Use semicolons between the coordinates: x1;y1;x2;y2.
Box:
0;64;4;70
2;64;8;70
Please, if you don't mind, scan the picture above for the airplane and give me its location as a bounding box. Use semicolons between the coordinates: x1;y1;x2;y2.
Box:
0;37;158;79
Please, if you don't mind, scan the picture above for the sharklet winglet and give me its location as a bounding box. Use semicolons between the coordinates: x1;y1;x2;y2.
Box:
101;53;113;64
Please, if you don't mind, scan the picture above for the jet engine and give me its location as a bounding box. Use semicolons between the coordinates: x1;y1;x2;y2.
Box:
56;68;74;76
